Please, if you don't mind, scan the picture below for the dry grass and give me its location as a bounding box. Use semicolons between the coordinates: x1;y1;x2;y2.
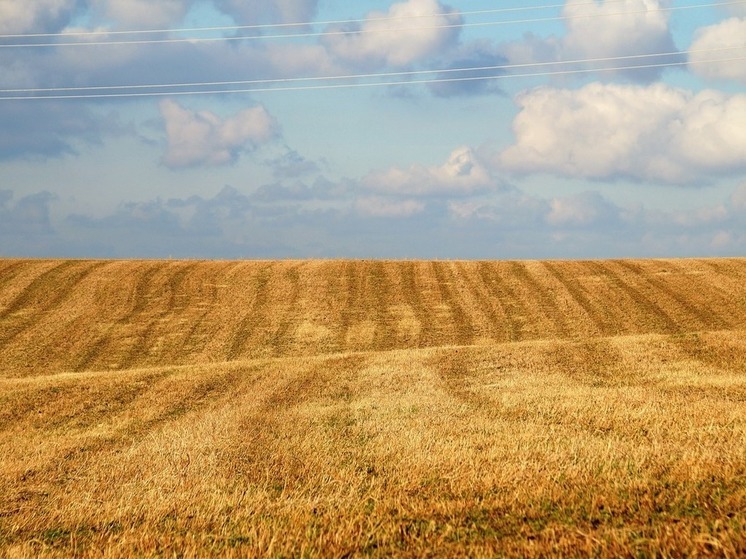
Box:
1;258;745;557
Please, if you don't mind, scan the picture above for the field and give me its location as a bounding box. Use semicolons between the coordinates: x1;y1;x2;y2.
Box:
1;258;746;557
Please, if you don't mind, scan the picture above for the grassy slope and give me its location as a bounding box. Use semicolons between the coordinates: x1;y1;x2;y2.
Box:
1;258;745;557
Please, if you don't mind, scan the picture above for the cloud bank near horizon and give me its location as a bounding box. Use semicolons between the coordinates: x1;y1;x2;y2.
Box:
0;0;744;259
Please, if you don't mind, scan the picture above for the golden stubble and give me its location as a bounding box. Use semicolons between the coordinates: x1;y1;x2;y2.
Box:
1;258;745;557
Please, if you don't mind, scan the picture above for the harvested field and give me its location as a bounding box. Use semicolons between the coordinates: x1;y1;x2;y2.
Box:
1;258;745;557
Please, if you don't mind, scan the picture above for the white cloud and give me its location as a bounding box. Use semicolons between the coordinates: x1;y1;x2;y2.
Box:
450;191;623;230
0;0;75;34
363;146;498;196
668;205;728;227
215;0;318;25
731;183;746;211
674;90;746;172
689;17;746;84
710;230;733;249
562;0;675;59
546;191;619;227
0;102;126;160
322;0;461;68
499;33;561;73
7;178;745;258
261;43;343;78
447;200;482;219
448;193;548;226
499;83;746;184
502;0;680;82
160;100;279;168
427;41;508;97
355;197;425;218
90;0;193;27
0;190;56;235
724;4;746;17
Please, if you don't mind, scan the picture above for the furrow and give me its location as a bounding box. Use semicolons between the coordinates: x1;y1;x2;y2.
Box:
0;261;28;293
508;261;571;339
368;260;395;351
543;261;619;338
431;261;475;347
586;261;681;335
0;261;107;349
431;349;492;409
398;261;438;348
548;337;624;387
476;262;523;342
225;263;274;361
270;263;302;356
335;260;359;352
0;261;77;320
73;262;163;372
175;262;235;358
118;262;201;370
450;262;503;342
614;260;728;332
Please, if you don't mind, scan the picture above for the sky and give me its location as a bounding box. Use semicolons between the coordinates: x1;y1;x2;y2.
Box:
1;0;745;259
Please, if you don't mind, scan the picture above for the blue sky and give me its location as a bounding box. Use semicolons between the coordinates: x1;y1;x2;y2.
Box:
1;0;745;259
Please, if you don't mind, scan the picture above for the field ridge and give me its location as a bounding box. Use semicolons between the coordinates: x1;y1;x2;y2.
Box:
1;258;745;376
1;258;745;557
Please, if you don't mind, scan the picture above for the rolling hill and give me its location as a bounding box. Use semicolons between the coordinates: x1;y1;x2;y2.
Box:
1;258;745;557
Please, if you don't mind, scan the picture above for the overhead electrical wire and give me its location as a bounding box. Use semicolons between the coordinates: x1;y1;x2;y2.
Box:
0;0;638;39
2;55;744;101
1;0;743;40
0;0;741;48
1;1;742;101
2;46;742;97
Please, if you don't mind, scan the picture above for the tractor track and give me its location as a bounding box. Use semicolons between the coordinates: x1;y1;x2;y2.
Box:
0;261;108;350
1;258;745;377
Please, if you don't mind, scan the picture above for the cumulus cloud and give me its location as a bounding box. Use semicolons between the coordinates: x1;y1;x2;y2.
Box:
0;190;62;256
265;149;321;179
499;83;746;184
448;192;548;226
64;186;280;258
252;177;347;203
363;146;499;196
5;178;745;259
688;17;746;84
160;100;279;168
724;4;746;16
563;0;679;76
501;0;681;82
215;0;318;25
0;0;76;34
0;102;126;160
0;190;63;256
731;183;746;211
446;184;746;258
0;190;56;235
355;197;425;218
449;190;624;233
89;0;193;28
428;42;508;97
322;0;461;68
546;191;621;227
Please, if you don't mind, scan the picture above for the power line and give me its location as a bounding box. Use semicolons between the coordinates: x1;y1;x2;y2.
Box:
3;46;742;95
3;56;744;100
1;1;740;48
0;1;633;39
5;0;743;40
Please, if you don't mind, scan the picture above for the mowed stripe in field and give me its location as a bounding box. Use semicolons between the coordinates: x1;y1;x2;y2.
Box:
1;329;745;556
2;259;746;556
0;258;745;376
